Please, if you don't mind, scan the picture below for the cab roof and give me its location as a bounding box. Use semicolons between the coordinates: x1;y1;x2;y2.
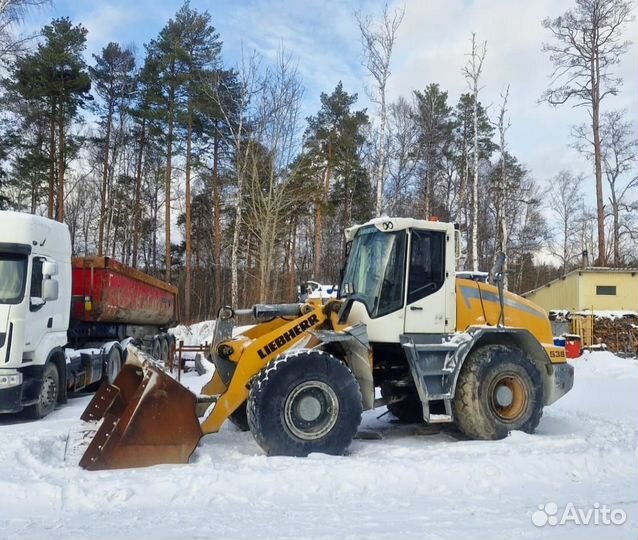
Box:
345;216;454;241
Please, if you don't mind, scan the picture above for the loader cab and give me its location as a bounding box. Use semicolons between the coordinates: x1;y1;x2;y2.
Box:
340;217;457;343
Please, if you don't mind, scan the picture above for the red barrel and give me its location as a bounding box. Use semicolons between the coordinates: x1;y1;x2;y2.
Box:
563;334;582;359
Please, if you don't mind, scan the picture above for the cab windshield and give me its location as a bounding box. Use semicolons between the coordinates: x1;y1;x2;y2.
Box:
341;226;406;318
0;253;28;304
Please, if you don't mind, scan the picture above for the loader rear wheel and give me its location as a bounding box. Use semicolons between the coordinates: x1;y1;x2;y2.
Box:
452;345;543;440
381;384;424;423
247;350;362;456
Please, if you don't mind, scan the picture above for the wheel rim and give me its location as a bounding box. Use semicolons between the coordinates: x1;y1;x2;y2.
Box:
488;372;529;422
284;381;339;441
41;374;58;410
108;352;121;384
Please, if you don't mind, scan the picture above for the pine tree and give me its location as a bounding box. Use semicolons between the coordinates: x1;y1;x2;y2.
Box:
413;83;455;218
90;42;136;255
7;17;91;222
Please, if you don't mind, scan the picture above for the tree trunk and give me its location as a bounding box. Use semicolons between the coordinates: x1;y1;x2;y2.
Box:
48;100;56;219
376;91;387;216
212;133;222;309
164;96;174;283
591;41;606;266
471;93;479;272
184;97;193;321
57;103;65;223
132;116;146;268
313;152;332;278
98;104;113;256
288;217;297;301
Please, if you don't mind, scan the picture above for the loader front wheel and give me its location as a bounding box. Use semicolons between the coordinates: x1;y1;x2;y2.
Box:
247;350;362;456
452;345;543;440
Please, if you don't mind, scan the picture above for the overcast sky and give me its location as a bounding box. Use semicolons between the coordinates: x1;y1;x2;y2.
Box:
25;0;638;205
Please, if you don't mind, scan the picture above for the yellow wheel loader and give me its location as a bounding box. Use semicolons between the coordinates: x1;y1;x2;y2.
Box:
78;217;574;470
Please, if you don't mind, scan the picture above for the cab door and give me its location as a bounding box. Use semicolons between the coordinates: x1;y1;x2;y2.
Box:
403;229;448;334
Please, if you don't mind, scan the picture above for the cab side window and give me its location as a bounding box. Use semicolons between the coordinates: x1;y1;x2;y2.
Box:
30;257;44;299
408;230;445;304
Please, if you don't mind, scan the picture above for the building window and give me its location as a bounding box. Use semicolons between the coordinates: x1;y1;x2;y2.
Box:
596;285;616;296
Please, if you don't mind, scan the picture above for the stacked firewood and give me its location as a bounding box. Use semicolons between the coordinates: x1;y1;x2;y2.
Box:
592;314;638;355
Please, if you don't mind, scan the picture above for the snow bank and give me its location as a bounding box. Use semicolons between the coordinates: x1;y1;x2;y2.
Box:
0;353;636;539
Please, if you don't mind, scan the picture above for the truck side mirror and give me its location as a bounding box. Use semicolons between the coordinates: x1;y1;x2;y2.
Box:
42;278;59;302
42;261;58;277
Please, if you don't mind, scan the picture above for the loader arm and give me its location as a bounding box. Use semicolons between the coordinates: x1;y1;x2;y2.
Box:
200;302;329;434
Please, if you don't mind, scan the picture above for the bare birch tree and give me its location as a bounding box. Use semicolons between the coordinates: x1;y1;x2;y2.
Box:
0;0;48;65
207;48;263;307
549;171;585;271
463;33;487;272
244;51;305;301
494;85;510;288
355;2;404;217
541;0;635;266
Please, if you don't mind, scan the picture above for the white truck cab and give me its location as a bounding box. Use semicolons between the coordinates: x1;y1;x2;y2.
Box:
0;211;71;416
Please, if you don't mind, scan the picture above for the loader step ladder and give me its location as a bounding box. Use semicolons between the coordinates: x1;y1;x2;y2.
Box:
401;338;458;423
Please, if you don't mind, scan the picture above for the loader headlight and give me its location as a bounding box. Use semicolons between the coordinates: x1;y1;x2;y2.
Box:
0;370;22;388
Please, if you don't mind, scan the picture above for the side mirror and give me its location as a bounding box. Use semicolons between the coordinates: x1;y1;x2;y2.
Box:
42;278;59;302
42;261;58;277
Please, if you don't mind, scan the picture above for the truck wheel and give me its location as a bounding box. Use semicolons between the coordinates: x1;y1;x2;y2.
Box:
151;337;162;361
452;345;543;440
247;350;362;456
104;347;122;385
381;384;424;423
160;336;170;365
26;362;59;419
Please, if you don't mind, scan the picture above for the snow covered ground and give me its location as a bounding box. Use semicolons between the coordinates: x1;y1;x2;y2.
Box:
0;351;636;540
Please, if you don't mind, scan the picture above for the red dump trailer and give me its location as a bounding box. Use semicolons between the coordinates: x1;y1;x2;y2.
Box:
71;257;177;326
62;257;178;394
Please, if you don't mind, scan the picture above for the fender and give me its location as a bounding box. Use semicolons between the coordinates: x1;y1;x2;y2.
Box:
448;327;554;405
401;327;555;420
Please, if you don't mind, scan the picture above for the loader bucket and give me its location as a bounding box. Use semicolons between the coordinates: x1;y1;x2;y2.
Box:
78;349;202;470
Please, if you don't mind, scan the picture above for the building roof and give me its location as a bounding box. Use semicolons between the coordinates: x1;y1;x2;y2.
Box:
522;267;638;298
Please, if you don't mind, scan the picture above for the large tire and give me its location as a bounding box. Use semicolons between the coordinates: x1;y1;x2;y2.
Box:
103;347;122;385
247;350;363;456
452;345;543;440
381;384;424;423
159;335;170;365
151;337;162;361
26;362;59;419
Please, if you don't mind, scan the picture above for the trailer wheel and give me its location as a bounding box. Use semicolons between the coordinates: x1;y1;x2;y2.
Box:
104;347;122;385
26;362;59;419
381;384;424;423
247;350;362;456
452;345;543;440
151;337;162;362
159;336;170;365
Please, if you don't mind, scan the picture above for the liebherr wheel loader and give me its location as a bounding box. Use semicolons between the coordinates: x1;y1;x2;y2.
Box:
78;217;574;470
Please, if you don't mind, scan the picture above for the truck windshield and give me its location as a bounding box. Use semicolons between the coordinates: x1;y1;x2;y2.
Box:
0;254;28;304
341;226;406;318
